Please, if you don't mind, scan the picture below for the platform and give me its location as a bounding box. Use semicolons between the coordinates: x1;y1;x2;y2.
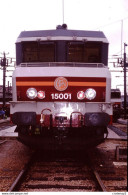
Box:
0;125;18;137
0;117;10;124
107;128;127;140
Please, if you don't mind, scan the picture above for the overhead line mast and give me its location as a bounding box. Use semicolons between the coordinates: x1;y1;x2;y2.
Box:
62;0;65;24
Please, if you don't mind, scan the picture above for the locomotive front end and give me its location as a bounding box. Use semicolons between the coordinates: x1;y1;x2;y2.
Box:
10;26;112;149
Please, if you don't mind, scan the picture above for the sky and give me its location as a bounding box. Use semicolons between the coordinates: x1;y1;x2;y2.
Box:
0;0;128;92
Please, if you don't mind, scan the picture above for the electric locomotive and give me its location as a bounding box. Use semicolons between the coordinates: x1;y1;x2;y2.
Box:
10;24;112;149
111;89;122;122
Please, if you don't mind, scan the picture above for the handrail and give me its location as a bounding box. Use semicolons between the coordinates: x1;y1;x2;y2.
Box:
18;62;105;68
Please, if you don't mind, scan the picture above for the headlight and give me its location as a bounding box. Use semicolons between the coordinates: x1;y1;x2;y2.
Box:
85;88;96;100
26;88;37;99
77;91;85;100
37;91;45;99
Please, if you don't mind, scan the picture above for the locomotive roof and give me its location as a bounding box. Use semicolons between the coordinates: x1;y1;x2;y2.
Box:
17;26;108;43
18;29;106;38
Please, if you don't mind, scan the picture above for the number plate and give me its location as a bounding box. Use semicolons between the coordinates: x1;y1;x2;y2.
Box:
51;93;72;100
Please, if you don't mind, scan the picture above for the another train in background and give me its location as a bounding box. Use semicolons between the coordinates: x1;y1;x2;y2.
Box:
111;89;122;122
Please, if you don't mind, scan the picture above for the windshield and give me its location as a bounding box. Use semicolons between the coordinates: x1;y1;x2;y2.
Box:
21;41;102;63
22;41;55;62
67;42;101;63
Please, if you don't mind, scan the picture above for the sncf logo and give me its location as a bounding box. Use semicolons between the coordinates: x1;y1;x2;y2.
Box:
54;77;68;91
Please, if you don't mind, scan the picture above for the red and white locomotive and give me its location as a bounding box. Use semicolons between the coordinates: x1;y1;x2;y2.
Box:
10;24;112;149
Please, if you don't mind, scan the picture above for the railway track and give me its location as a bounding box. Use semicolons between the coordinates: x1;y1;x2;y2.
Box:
0;121;126;192
8;151;108;192
8;148;127;192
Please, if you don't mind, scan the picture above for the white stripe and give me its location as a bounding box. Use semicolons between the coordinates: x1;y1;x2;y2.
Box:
16;36;108;43
13;66;111;78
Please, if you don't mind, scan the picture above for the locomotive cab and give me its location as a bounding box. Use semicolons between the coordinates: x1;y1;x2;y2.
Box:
10;25;112;149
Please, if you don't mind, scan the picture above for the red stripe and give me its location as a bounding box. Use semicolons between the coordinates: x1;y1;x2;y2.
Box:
16;77;106;82
16;77;106;102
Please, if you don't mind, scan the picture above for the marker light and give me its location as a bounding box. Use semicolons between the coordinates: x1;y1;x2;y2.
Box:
85;88;96;100
26;88;37;99
37;91;45;99
77;91;85;100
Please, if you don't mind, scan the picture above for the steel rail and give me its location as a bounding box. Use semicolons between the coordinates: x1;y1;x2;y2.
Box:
93;169;107;192
0;140;7;145
86;152;107;192
8;152;36;192
8;169;26;192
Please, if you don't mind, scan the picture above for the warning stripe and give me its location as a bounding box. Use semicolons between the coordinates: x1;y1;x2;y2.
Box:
16;81;106;87
16;81;54;86
68;82;106;87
